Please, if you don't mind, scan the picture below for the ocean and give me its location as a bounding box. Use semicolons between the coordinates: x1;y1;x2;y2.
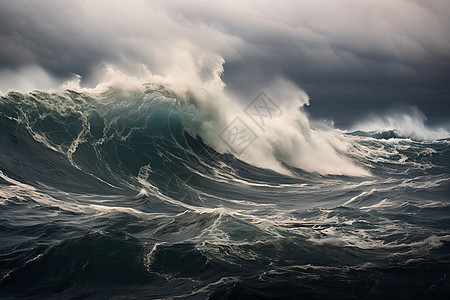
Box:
0;86;449;299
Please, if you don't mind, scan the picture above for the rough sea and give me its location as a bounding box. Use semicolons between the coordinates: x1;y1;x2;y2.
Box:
1;87;449;299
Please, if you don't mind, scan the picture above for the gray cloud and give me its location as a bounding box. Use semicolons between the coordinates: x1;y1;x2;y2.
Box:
0;0;449;124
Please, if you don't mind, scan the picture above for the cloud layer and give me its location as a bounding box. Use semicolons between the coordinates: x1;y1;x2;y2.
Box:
1;0;449;123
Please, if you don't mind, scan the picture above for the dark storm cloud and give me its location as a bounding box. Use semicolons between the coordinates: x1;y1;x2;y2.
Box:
156;0;450;121
0;0;449;122
0;1;116;79
0;0;240;86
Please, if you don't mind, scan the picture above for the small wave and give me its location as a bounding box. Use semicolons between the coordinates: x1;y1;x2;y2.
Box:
349;107;449;141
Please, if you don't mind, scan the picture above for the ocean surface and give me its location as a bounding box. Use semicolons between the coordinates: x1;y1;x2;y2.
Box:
0;87;449;299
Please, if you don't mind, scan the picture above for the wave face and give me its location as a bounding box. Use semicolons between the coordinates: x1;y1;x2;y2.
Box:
1;87;450;299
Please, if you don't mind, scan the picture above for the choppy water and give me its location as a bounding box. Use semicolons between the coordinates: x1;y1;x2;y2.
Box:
0;88;449;299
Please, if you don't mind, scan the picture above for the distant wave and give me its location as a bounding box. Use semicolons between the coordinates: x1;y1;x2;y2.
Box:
349;107;449;141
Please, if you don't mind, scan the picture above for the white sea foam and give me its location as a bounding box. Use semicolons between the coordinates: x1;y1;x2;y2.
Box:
68;50;370;176
2;45;371;177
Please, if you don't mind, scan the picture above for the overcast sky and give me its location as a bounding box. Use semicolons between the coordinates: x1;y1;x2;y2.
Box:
1;0;449;125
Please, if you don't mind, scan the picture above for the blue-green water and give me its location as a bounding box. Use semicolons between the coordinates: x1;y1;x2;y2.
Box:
1;89;449;299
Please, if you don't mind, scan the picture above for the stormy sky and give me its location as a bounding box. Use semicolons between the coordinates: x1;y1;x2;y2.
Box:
1;0;449;126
